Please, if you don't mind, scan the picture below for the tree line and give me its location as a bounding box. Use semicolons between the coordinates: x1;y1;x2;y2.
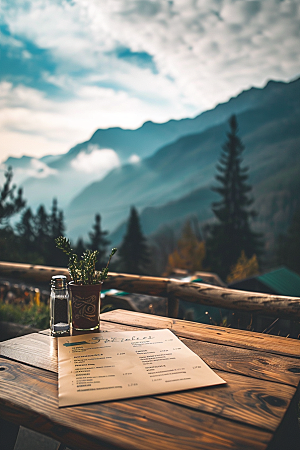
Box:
1;115;299;281
0;168;150;273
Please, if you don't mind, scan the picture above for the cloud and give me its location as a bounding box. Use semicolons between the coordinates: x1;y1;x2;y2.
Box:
3;0;300;106
0;78;193;163
0;157;57;187
70;146;120;177
129;154;141;164
26;158;57;178
0;0;299;162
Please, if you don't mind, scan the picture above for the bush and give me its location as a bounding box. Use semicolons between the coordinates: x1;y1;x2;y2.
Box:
0;302;50;329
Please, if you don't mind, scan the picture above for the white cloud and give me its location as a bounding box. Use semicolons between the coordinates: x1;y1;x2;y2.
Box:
129;154;140;164
0;157;57;187
4;0;300;105
0;80;194;163
29;158;57;178
0;0;299;162
70;146;120;176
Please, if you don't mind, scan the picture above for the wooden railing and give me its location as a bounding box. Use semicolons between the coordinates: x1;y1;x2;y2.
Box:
0;262;300;321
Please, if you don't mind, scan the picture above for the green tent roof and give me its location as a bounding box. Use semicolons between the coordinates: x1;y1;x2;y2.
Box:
257;267;300;297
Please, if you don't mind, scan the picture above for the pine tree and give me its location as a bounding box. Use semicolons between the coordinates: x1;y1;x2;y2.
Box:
15;207;45;264
16;207;36;258
50;198;65;238
118;207;150;274
0;167;26;262
205;115;262;279
33;205;50;261
88;214;110;267
0;166;26;224
277;208;300;275
75;237;86;258
48;198;67;266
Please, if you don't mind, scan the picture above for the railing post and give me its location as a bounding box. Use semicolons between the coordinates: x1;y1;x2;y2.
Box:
167;295;179;318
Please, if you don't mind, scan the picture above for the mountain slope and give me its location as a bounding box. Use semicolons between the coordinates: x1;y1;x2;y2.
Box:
66;77;300;241
55;77;297;165
4;77;297;212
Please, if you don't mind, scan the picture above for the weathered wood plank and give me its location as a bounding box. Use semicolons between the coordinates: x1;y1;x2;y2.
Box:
3;321;300;387
0;332;58;372
180;337;300;387
166;278;300;320
0;334;296;431
0;357;272;450
0;261;69;283
155;371;296;432
101;310;300;358
1;262;300;320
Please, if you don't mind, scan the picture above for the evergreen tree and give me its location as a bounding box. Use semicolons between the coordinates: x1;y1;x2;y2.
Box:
16;207;38;262
75;237;86;258
16;207;35;242
118;207;150;274
50;198;65;238
14;199;67;265
0;167;26;262
277;208;300;275
205;115;262;279
88;214;109;267
47;198;66;266
32;205;50;261
0;166;26;225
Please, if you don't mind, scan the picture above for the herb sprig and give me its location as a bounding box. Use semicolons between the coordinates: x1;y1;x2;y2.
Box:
55;236;117;285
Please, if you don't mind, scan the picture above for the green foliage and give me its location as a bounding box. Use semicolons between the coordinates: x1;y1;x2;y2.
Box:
55;236;117;284
205;115;263;279
0;302;49;329
88;214;110;268
118;207;150;275
6;198;68;266
0;166;26;225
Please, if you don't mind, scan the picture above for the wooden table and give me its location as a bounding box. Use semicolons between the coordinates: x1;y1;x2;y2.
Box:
1;309;300;450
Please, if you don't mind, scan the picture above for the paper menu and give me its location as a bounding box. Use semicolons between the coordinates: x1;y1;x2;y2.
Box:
58;329;226;407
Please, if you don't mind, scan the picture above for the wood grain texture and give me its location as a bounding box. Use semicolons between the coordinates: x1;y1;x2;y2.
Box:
0;332;58;372
0;357;272;450
1;262;300;320
0;261;69;283
180;337;300;387
1;310;299;450
101;310;300;358
2;319;300;387
0;333;296;432
166;278;300;320
155;370;296;432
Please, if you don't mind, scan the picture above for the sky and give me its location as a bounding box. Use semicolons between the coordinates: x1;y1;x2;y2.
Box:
0;0;300;164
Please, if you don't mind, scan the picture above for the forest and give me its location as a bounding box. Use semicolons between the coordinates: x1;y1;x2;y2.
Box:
1;116;300;284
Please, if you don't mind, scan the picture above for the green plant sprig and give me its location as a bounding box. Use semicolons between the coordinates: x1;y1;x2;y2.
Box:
55;236;117;285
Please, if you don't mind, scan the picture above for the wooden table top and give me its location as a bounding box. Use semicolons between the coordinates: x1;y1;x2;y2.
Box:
1;309;300;450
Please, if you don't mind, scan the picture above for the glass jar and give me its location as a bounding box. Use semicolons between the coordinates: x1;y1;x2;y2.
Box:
50;275;70;336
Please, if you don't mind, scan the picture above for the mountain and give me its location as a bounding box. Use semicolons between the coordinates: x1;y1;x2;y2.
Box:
66;77;300;249
3;76;300;251
3;77;288;210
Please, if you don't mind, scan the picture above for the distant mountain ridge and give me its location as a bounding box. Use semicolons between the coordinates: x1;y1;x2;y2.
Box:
67;77;300;249
3;76;300;252
4;77;289;209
